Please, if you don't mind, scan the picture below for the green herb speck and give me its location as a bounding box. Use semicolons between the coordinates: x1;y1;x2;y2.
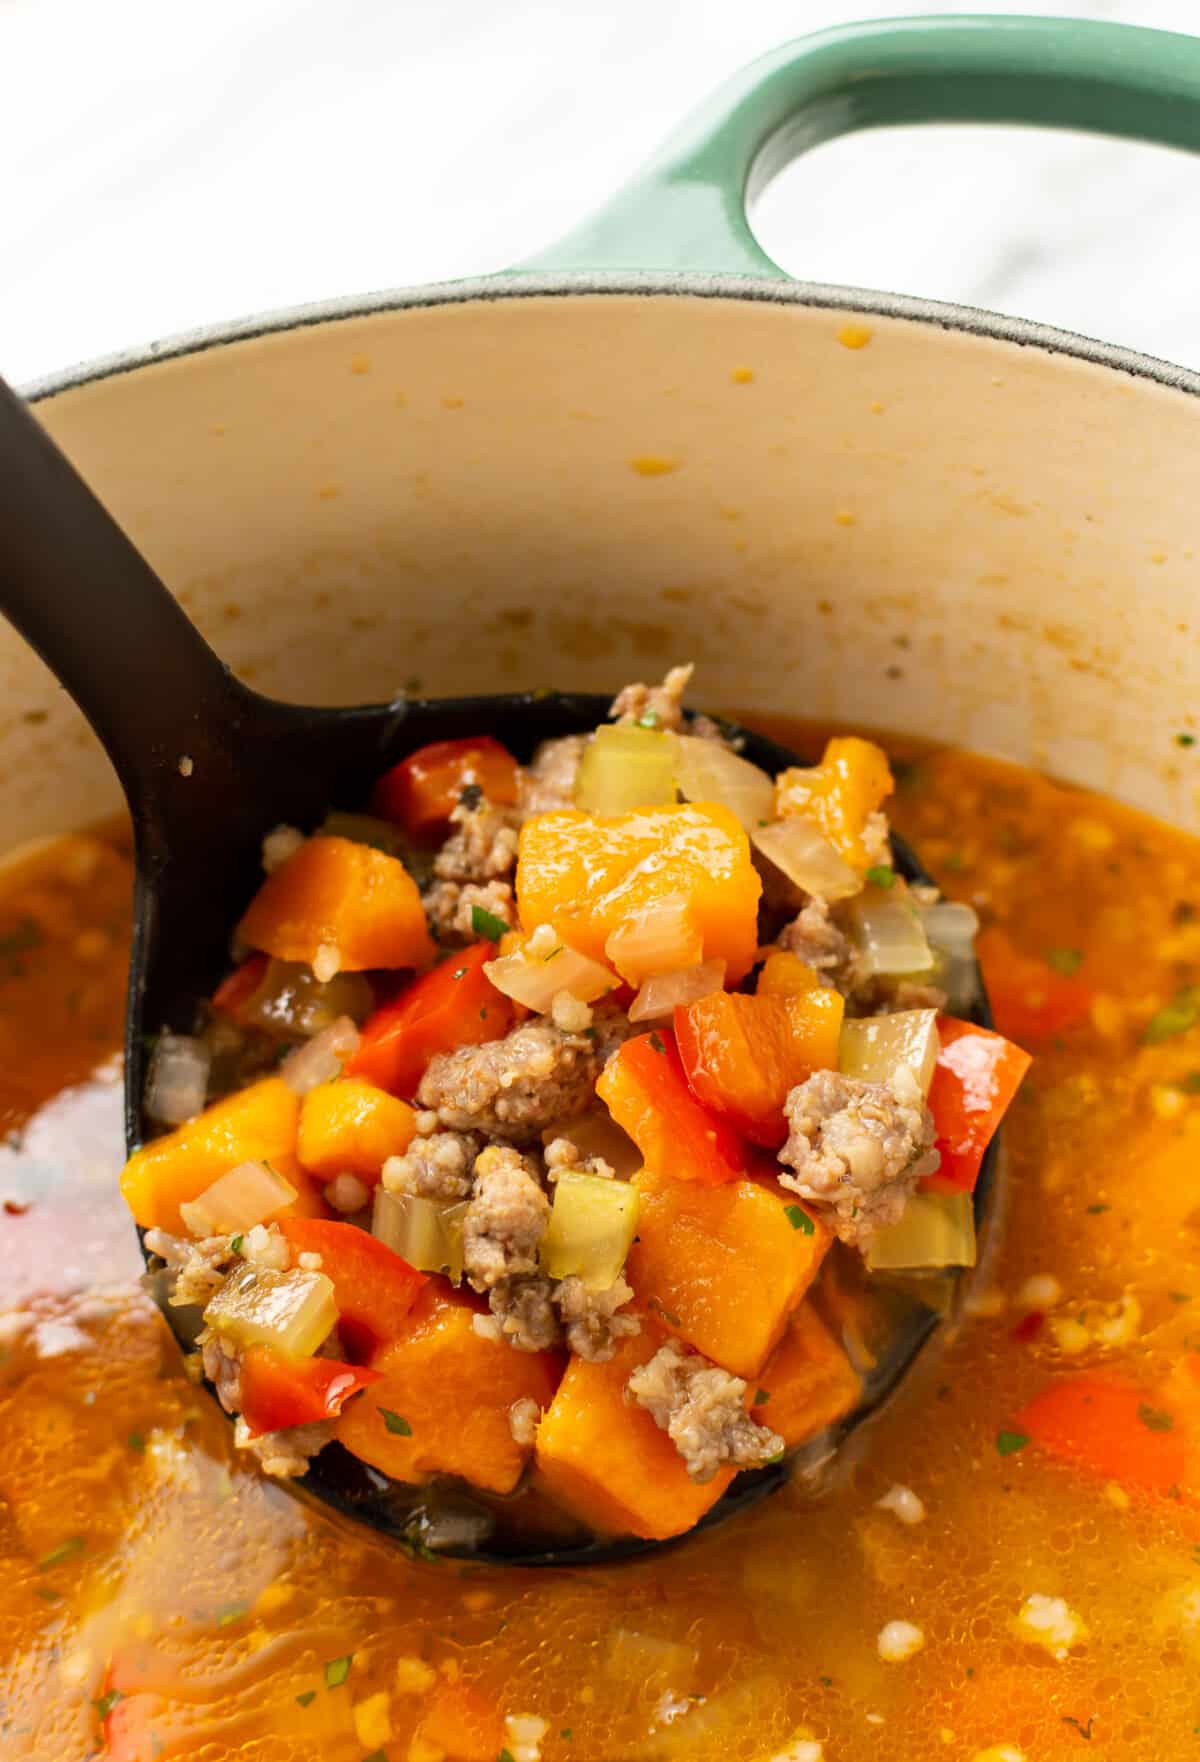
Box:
1086;1203;1109;1215
784;1205;815;1235
1138;1402;1175;1433
127;1430;146;1453
216;1602;248;1627
996;1429;1030;1457
498;1750;518;1762
94;1690;124;1721
1144;987;1200;1044
324;1653;353;1688
452;966;468;980
296;1690;317;1708
1177;732;1196;747
637;711;660;729
648;1032;666;1055
865;865;896;890
1170;1292;1193;1305
379;1408;412;1436
37;1535;85;1570
34;1586;62;1603
754;1389;771;1406
229;1233;244;1255
471;904;509;941
1046;947;1084;977
560;1729;573;1741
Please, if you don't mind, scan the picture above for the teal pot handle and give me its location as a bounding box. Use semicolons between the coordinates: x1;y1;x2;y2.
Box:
518;14;1200;278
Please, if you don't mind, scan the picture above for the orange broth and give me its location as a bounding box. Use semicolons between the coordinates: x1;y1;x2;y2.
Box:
5;737;1200;1760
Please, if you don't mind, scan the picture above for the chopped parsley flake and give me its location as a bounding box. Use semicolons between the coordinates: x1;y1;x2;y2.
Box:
216;1602;248;1627
324;1653;353;1688
754;1389;771;1406
648;1032;667;1055
784;1205;815;1235
560;1730;573;1741
764;1449;786;1465
458;782;484;812
1143;986;1200;1044
379;1408;412;1436
127;1430;146;1453
1086;1203;1109;1215
1062;1714;1095;1740
1170;1291;1193;1305
37;1535;85;1569
296;1690;317;1708
452;966;468;980
362;1752;388;1762
995;1429;1029;1456
94;1690;124;1720
1046;947;1084;977
1138;1402;1174;1432
865;865;896;890
498;1750;518;1762
1183;1072;1200;1094
1177;732;1196;747
637;711;660;729
471;904;509;941
229;1233;244;1256
819;1675;834;1687
34;1586;62;1603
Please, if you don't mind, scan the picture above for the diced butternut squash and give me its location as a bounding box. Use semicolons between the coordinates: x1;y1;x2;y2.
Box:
756;950;822;997
752;1302;861;1445
236;835;434;973
625;1167;829;1378
334;1286;561;1494
121;1077;319;1233
517;804;761;984
775;736;893;871
534;1325;735;1540
297;1078;417;1183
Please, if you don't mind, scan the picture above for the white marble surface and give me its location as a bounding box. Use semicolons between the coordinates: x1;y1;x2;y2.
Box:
4;0;1200;383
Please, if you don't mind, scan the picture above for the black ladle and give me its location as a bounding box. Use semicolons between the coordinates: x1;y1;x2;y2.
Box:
0;374;996;1566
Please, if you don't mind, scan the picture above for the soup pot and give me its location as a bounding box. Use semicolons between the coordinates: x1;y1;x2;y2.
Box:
8;12;1200;846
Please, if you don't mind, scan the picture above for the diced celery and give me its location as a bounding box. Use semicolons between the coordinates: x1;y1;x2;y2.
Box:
839;1009;940;1096
573;724;678;815
540;1172;639;1290
846;885;934;977
203;1262;336;1355
864;1191;977;1272
372;1188;468;1283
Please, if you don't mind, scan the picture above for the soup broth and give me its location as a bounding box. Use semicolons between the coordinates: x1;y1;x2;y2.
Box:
4;733;1200;1762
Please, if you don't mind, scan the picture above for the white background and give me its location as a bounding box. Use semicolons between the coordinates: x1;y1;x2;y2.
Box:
4;0;1200;383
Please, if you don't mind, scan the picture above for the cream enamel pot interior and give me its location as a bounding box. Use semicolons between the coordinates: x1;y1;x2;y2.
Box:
7;12;1200;850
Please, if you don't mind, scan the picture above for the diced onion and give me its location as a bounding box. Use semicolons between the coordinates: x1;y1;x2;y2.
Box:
751;816;862;902
204;1262;336;1355
540;1172;640;1291
373;1187;468;1282
179;1161;299;1238
864;1191;977;1272
674;735;774;830
846;885;934;977
838;1010;941;1096
244;959;375;1037
280;1016;360;1094
541;1110;642;1180
629;958;727;1023
922;900;982;1014
144;1032;211;1126
573;723;678;815
485;934;617;1013
604;897;703;985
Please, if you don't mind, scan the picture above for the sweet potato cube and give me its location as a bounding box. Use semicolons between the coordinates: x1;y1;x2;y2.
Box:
534;1326;735;1539
774;736;893;871
753;1302;861;1445
297;1077;417;1183
516;803;761;983
237;835;434;972
120;1077;315;1232
625;1167;829;1378
334;1286;561;1494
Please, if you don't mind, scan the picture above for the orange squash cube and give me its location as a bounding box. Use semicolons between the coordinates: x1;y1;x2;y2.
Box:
625;1167;829;1379
756;949;822;996
237;835;434;973
753;1302;861;1445
534;1325;735;1539
297;1078;417;1184
516;804;761;984
120;1077;319;1233
774;736;893;871
335;1286;561;1494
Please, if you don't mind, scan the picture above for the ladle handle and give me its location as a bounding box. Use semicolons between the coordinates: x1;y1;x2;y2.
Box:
0;373;247;828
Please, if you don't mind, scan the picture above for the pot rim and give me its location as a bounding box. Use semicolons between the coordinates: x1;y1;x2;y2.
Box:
24;272;1200;406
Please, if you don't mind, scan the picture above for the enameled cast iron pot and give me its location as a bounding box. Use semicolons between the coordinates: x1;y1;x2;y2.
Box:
8;15;1200;918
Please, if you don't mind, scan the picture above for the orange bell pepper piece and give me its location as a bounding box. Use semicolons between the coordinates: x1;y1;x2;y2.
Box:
239;1344;381;1438
975;926;1093;1046
1016;1374;1188;1497
517;802;761;984
372;735;520;840
596;1029;748;1185
297;1077;418;1184
345;940;513;1099
774;736;893;871
924;1015;1032;1193
674;988;844;1147
237;835;434;973
277;1217;425;1357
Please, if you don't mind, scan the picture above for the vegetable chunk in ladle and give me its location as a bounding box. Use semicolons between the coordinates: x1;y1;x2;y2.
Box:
0;373;1014;1564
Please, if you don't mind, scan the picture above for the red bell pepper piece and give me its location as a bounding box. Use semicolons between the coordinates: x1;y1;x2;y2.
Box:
975;927;1093;1046
1017;1375;1188;1497
596;1029;748;1185
673;988;844;1147
924;1016;1032;1193
239;1343;381;1437
372;736;520;840
211;952;269;1020
277;1217;426;1358
346;940;513;1100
